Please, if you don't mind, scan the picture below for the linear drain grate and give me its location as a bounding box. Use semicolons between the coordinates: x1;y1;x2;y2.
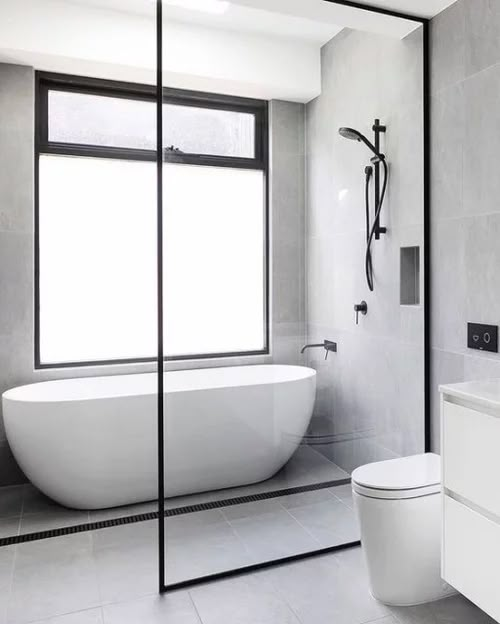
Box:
0;478;351;547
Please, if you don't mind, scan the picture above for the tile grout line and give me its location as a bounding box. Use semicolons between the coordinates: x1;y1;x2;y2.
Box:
187;591;205;624
279;503;325;550
6;540;18;624
219;511;259;565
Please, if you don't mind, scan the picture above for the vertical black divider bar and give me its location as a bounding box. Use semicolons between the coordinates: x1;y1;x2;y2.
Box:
156;0;165;593
423;19;432;454
158;0;431;593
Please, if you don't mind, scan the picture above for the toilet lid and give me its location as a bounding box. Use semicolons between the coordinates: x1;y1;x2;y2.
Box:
352;453;440;498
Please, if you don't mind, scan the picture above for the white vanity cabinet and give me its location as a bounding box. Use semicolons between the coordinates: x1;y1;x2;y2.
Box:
440;380;500;623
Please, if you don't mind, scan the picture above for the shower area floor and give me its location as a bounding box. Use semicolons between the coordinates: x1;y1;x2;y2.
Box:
0;482;361;624
0;446;349;540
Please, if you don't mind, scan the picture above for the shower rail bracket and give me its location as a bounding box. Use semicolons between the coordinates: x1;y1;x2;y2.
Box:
373;118;387;240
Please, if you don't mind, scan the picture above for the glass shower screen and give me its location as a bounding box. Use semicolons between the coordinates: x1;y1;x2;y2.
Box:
159;0;426;591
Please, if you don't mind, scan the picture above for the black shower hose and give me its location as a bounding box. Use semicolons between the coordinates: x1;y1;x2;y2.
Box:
364;167;374;288
365;158;388;292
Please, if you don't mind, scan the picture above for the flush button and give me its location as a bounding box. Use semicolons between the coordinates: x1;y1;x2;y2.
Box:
468;323;498;353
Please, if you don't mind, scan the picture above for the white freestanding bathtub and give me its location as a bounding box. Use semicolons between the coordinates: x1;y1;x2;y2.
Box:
2;365;316;510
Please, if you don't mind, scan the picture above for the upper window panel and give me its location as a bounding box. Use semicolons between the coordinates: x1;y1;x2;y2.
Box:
48;90;156;150
163;104;255;158
48;90;257;159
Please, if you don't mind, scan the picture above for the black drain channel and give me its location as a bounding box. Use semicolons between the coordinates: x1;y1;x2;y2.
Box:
0;478;351;547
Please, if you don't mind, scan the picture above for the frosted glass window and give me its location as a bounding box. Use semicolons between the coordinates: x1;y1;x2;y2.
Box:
163;164;265;357
48;91;256;158
38;157;265;364
163;104;255;158
48;91;156;150
39;155;157;364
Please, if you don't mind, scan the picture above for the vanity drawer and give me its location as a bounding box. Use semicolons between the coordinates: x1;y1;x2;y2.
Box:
443;496;500;622
443;400;500;514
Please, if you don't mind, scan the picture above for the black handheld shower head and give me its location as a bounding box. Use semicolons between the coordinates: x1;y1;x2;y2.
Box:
339;127;385;161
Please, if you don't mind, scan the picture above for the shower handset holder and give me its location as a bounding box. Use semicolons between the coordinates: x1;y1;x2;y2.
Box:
372;119;387;240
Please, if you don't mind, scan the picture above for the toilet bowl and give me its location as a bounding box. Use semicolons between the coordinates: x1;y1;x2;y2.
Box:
352;453;454;607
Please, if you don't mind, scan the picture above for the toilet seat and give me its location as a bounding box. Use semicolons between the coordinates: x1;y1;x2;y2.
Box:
352;453;441;500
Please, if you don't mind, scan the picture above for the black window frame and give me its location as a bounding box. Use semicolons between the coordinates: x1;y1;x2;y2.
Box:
34;71;269;369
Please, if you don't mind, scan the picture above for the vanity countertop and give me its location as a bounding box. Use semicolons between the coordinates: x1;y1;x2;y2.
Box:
440;379;500;412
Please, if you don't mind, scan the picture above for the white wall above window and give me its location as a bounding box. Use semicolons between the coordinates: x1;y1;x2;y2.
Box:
0;0;328;102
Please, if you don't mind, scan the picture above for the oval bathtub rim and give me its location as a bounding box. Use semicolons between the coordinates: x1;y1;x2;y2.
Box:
2;364;317;404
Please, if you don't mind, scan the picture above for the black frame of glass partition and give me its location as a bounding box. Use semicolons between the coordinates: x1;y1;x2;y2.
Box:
34;71;269;370
158;0;431;594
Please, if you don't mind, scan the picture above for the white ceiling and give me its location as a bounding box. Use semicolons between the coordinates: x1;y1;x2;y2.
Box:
61;0;343;44
64;0;458;21
343;0;458;19
59;0;460;41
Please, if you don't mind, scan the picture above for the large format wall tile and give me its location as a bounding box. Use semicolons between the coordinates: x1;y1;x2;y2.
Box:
430;83;465;222
305;29;425;472
0;65;34;235
429;0;500;455
431;217;466;352
464;214;500;331
463;63;500;217
430;0;465;95
430;349;464;452
464;0;500;77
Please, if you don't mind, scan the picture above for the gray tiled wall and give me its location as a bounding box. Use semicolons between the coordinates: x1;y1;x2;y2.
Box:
304;28;425;472
430;0;500;451
0;64;305;486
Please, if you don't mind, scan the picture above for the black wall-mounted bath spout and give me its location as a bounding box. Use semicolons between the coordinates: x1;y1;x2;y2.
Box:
301;340;338;360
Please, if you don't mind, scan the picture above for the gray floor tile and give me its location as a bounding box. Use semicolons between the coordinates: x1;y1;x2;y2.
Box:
0;487;23;519
190;574;301;624
8;534;100;624
334;546;373;586
260;549;389;624
330;483;355;508
228;508;321;562
92;521;156;551
22;486;61;515
369;618;398;624
102;593;201;624
389;594;496;623
221;499;283;521
277;446;349;485
287;499;360;547
28;608;104;623
279;488;337;510
92;523;157;605
165;510;227;537
0;517;19;539
20;510;89;535
166;521;253;585
0;547;15;624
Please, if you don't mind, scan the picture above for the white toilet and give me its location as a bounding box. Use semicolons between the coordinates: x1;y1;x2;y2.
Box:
352;453;454;607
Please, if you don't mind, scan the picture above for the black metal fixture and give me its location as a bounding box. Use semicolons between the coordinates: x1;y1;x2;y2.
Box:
339;119;388;292
301;340;338;360
372;119;387;240
354;301;368;325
